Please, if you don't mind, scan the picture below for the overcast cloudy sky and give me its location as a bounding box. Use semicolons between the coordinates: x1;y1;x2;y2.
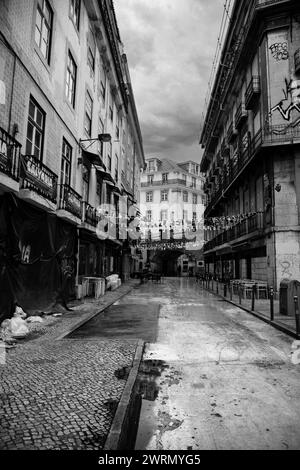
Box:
114;0;225;163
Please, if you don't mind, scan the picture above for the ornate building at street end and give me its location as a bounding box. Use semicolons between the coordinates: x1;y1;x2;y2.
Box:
139;157;205;276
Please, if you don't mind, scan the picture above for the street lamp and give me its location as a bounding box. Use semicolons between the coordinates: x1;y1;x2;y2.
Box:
79;133;112;144
78;134;111;165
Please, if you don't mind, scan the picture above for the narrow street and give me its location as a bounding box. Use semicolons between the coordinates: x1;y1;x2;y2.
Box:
118;278;300;451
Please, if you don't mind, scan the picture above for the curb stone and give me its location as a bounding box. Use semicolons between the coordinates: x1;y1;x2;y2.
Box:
104;339;145;450
55;285;135;340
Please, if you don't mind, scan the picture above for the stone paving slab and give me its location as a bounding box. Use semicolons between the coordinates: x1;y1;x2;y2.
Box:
0;280;140;450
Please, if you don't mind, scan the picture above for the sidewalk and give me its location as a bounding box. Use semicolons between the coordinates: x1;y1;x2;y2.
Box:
201;279;300;339
0;279;141;450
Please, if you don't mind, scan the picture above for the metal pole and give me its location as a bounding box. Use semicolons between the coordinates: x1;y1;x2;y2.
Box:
223;283;227;298
238;283;242;304
270;287;274;321
230;282;233;301
251;284;255;311
294;295;300;335
216;278;219;295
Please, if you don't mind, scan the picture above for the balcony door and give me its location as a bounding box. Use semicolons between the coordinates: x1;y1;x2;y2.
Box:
60;139;72;202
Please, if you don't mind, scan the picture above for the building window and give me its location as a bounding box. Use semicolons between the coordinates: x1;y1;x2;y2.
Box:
162;173;168;183
182;174;187;185
109;105;113;122
192;194;197;205
161;190;168;201
96;175;102;201
146;191;153;202
148;160;155;172
70;0;80;30
115;154;118;182
84;91;93;137
193;211;197;221
82;164;89;202
147;210;152;221
61;139;72;186
87;47;95;74
191;177;196;188
183;210;188;221
25;96;45;160
148;174;154;185
66;51;77;107
183;191;188;202
35;0;53;63
107;143;112;171
160;210;168;221
98;116;104;157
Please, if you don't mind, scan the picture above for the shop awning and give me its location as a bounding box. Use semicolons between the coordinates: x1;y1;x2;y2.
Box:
96;168;115;185
82;149;106;170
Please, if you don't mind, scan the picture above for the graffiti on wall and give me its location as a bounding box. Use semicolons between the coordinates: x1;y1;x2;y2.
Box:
269;78;300;132
269;42;289;61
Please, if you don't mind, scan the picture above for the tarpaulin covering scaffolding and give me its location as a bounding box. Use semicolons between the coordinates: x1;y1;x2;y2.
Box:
0;193;77;322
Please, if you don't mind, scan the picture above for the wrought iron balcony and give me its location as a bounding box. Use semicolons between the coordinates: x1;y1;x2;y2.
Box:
235;102;248;129
141;178;187;188
20;155;58;203
245;76;261;110
203;211;265;252
0;126;21;181
58;184;82;219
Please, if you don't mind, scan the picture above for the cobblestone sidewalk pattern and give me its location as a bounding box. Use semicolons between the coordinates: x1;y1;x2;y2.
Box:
0;280;140;450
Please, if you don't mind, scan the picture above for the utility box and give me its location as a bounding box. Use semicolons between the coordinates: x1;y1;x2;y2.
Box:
280;279;300;316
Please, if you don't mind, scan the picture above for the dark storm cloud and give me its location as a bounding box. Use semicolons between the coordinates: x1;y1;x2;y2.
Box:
115;0;224;161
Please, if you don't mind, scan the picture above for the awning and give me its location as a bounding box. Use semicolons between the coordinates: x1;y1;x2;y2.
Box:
82;149;106;170
96;168;115;185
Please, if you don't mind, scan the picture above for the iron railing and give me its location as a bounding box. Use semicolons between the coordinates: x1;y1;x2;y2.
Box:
83;202;100;227
203;211;265;252
20;154;58;203
58;184;82;219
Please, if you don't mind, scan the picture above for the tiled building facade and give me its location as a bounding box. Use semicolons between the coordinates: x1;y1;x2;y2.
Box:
200;0;300;290
0;0;144;318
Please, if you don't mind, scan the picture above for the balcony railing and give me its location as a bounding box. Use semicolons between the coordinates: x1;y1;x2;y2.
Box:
205;130;263;215
235;102;248;129
83;202;99;227
141;178;187;188
203;211;265;252
58;184;82;219
20;154;58;203
0;127;21;181
245;76;261;110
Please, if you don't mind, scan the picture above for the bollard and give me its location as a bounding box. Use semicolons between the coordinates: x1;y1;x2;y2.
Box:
269;287;274;321
238;284;242;304
294;296;300;335
230;283;233;301
223;283;227;298
216;279;219;295
251;284;255;311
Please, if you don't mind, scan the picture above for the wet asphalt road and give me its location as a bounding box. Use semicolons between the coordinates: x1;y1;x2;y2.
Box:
73;277;300;450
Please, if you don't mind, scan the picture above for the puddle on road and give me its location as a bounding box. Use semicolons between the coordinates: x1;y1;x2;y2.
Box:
136;359;169;401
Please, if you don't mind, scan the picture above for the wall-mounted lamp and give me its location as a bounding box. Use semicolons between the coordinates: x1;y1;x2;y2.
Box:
275;183;281;192
80;133;112;144
78;134;112;165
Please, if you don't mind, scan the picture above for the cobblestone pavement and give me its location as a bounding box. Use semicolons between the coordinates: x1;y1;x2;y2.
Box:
0;281;140;450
